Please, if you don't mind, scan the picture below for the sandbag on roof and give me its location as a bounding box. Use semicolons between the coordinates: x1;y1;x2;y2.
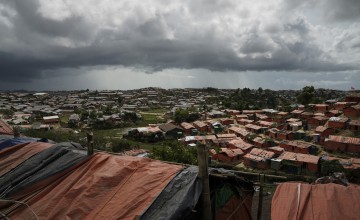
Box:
271;182;360;220
4;153;183;220
140;166;202;220
0;142;53;177
0;137;53;151
0;142;86;198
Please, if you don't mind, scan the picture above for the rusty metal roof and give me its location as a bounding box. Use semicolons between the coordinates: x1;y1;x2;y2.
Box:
328;135;360;145
243;153;266;162
180;122;195;130
249;148;275;159
278;152;320;164
192;120;207;128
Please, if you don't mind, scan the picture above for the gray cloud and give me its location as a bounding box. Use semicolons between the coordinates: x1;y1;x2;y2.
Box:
323;0;360;22
0;0;359;89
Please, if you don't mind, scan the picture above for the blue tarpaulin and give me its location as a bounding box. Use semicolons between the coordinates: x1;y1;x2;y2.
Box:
0;137;52;151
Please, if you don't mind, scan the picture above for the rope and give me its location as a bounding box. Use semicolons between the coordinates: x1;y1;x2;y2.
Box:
0;199;39;220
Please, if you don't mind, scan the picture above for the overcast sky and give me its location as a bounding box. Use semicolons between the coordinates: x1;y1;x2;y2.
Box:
0;0;359;91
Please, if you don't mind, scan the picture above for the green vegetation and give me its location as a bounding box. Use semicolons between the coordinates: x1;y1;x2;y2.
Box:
320;160;346;176
297;86;316;105
60;114;70;124
223;87;278;110
150;141;197;165
110;139;133;153
174;109;200;124
0;109;14;117
137;113;165;126
143;108;168;113
22;129;87;145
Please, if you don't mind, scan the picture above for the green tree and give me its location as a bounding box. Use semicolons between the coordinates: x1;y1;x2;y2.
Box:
0;109;14;117
89;110;97;119
150;142;197;165
103;105;113;115
117;96;123;104
297;86;315;105
320;160;345;176
80;110;89;121
123;112;139;123
111;139;132;153
174;109;189;124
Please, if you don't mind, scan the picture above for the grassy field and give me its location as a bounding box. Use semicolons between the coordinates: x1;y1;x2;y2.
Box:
60;114;70;124
141;108;169;114
93;128;130;138
137;113;166;126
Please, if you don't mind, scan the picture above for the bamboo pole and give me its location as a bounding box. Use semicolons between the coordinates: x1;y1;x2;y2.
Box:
87;130;94;156
197;143;212;220
232;170;287;180
13;126;20;138
257;174;265;220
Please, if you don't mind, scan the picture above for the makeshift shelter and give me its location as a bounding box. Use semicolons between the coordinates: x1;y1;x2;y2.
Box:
0;142;54;177
0;120;13;135
272;182;360;220
0;140;254;220
0;137;53;151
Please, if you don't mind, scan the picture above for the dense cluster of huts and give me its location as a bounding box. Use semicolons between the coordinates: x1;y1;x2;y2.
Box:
127;93;360;177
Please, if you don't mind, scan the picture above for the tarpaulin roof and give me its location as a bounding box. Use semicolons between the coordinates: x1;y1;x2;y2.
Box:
0;142;87;198
0;142;53;177
0;139;254;220
0;120;13;135
2;152;183;220
272;182;360;220
140;166;202;220
0;137;53;151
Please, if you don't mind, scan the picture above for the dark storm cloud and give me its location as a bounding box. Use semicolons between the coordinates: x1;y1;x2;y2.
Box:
283;0;360;22
323;0;360;22
9;0;91;39
0;0;359;85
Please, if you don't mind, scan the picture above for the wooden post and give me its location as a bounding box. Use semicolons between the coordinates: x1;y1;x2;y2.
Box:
197;143;212;220
257;174;265;220
87;130;94;156
13;126;20;138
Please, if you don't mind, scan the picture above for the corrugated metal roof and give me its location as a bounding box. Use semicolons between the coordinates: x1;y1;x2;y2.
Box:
328;135;360;145
217;133;237;139
350;120;360;126
249;148;275;159
278;152;320;164
228;138;253;150
220;148;243;157
315;126;327;133
243;153;265;162
180;122;195;130
245;124;262;130
258;120;275;127
193;121;207;127
329;117;348;122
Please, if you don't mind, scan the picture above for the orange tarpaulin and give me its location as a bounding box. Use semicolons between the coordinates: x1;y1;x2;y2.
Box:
8;153;183;220
271;182;360;220
0;120;13;135
0;142;53;176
